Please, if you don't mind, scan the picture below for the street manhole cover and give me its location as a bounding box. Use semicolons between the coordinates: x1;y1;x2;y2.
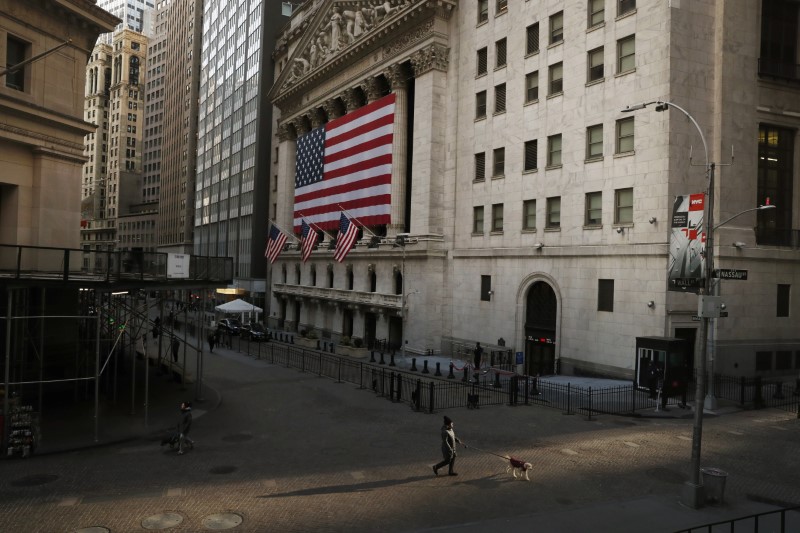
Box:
141;512;183;530
209;465;237;475
221;433;253;443
647;467;685;484
202;512;243;530
74;528;110;533
10;474;59;487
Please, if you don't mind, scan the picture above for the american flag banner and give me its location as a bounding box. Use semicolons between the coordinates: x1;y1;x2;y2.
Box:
300;219;319;263
333;213;359;263
265;224;288;264
293;93;395;232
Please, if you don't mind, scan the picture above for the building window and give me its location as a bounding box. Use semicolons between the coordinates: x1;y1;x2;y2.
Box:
586;124;603;160
478;0;489;23
546;197;561;228
491;203;504;232
496;0;508;14
755;351;772;371
477;47;488;76
615;187;633;224
526;23;540;55
589;0;605;27
494;83;506;113
616;117;634;154
776;351;792;370
473;206;485;234
618;0;636;16
524;140;538;172
481;275;492;301
493;147;505;176
476;91;487;119
588;47;604;82
777;284;790;317
549;62;563;95
550;11;564;45
525;71;539;102
598;279;614;312
475;152;486;182
496;38;507;68
523;200;536;230
617;35;635;73
5;35;30;91
756;125;794;246
586;192;602;226
759;1;800;80
547;134;562;167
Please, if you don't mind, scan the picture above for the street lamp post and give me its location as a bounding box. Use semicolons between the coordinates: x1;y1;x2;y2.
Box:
623;101;777;508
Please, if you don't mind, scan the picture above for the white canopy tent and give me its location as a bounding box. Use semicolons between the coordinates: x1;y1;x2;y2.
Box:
214;299;262;323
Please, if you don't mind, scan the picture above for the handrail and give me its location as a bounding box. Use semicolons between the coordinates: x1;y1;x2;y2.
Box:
673;505;800;533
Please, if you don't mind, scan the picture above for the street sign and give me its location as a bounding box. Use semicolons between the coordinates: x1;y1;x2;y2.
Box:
714;269;748;280
719;311;728;317
692;315;701;321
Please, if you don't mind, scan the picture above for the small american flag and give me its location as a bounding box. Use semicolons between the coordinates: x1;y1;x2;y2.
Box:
300;220;319;263
293;93;395;232
333;213;359;263
265;224;288;264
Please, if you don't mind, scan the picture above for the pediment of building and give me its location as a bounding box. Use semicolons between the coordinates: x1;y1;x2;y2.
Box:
269;0;456;111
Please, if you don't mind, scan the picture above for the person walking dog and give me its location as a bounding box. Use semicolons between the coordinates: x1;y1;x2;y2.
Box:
433;416;464;476
177;401;194;455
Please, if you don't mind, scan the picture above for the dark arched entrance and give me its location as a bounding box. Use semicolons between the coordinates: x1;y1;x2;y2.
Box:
525;281;557;376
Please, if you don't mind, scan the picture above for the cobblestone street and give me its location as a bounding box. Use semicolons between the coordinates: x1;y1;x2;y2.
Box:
1;345;798;532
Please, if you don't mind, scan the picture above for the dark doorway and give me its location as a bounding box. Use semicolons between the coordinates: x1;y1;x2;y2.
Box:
342;309;353;338
525;281;557;376
388;315;402;352
293;303;301;332
364;312;377;346
673;327;696;372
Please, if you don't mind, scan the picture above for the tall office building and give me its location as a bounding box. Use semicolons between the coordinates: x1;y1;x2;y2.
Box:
194;1;288;306
96;0;155;40
267;0;800;381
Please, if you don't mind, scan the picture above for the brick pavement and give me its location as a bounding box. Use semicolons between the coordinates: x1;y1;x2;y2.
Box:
1;340;798;533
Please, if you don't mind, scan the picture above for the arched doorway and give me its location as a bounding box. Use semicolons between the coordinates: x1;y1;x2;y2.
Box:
525;281;557;376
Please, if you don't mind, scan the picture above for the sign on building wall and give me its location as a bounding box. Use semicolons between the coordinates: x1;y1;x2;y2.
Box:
668;193;705;292
167;253;189;279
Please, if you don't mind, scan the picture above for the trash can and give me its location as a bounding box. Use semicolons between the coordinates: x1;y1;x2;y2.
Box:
701;467;728;504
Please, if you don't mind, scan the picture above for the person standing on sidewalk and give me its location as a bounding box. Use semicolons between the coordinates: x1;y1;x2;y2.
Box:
473;342;483;383
433;416;463;476
207;331;216;353
177;401;194;455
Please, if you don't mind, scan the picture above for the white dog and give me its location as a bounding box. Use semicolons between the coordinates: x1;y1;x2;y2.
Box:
503;456;533;481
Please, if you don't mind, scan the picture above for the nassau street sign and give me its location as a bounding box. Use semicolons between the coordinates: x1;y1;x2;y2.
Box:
714;269;748;280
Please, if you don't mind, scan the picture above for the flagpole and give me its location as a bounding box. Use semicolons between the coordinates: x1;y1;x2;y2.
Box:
337;205;378;238
296;212;335;242
269;219;301;243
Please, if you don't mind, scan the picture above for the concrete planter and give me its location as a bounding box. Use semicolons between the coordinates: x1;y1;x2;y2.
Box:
337;345;369;358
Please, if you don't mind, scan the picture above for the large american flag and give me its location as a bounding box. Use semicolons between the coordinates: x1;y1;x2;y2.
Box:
293;93;395;232
299;219;319;263
265;224;288;264
333;213;359;263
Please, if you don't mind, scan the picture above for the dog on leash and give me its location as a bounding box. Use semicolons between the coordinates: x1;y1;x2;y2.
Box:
503;455;533;481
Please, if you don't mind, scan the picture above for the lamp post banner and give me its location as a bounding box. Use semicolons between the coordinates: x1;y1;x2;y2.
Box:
668;193;706;292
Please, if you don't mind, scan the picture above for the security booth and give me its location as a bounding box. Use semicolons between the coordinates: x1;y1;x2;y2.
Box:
635;337;690;400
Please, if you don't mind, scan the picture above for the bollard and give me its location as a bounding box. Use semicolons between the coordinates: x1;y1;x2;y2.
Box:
370;350;376;363
379;352;386;365
411;358;418;372
413;380;421;411
422;360;430;374
462;367;469;382
447;362;455;379
389;352;396;367
493;372;501;388
435;362;442;376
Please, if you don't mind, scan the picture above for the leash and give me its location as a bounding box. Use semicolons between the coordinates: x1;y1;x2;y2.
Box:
462;444;507;459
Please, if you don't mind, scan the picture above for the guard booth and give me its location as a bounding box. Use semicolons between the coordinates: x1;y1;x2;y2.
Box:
635;337;690;400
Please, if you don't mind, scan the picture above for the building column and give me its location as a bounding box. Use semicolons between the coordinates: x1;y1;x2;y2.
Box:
383;64;409;237
409;44;449;236
352;308;366;341
276;122;298;233
360;76;384;104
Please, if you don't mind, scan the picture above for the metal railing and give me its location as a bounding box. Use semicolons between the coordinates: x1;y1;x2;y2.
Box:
675;505;800;533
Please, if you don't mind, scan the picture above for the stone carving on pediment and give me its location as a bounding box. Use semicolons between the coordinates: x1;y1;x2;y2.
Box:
383;19;434;59
410;42;449;76
283;0;417;89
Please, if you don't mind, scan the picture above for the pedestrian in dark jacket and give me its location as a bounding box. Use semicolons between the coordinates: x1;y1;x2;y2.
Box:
433;416;463;476
473;342;483;382
171;337;180;363
177;401;194;455
207;331;216;353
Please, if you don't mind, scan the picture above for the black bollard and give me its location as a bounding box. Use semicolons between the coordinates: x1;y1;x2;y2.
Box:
422;360;430;374
435;362;442;376
447;362;455;379
370;350;376;363
462;367;469;382
493;372;501;388
389;352;396;367
379;352;386;365
411;358;418;371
